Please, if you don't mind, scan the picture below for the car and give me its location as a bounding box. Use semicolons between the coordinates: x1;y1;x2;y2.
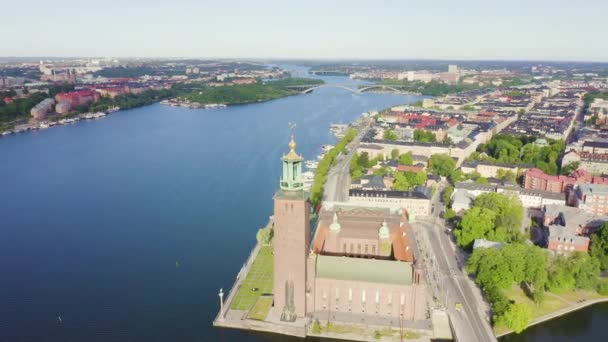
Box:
455;302;463;311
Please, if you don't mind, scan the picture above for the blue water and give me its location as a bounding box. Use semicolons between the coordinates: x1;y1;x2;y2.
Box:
0;70;420;341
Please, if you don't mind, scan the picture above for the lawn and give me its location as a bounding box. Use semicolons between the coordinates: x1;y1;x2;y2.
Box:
230;246;274;311
495;286;607;335
248;295;273;320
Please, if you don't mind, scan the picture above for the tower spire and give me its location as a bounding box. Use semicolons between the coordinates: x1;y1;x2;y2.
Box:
280;130;304;191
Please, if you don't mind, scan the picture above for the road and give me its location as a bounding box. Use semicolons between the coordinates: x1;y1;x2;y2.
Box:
323;117;372;202
322;117;497;341
415;180;497;342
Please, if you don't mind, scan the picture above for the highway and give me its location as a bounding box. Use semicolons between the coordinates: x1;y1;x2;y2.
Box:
415;180;497;342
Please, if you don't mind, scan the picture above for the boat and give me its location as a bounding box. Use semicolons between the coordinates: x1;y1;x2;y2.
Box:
317;153;326;160
305;160;319;169
302;171;315;179
39;123;50;129
321;144;334;152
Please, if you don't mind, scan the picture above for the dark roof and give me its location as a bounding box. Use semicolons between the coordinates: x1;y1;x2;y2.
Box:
350;186;431;199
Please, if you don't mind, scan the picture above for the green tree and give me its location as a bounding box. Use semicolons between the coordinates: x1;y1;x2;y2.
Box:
455;207;497;249
413;129;436;142
476;177;489;184
443;186;454;207
393;172;412;191
496;169;517;183
256;226;273;245
590;222;608;270
467;247;513;290
398;152;414;165
428;154;456;177
383;129;398;141
474;193;523;241
497;303;531;334
560;161;580;175
390;148;400;160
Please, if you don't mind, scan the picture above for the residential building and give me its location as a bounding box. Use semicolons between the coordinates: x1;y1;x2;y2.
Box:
574;183;608;216
348;186;432;221
543;204;607;255
30;98;55;120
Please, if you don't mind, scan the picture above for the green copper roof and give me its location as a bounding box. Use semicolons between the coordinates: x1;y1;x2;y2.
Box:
316;255;413;286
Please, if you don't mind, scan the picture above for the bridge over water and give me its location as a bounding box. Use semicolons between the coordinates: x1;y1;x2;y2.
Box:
286;84;420;95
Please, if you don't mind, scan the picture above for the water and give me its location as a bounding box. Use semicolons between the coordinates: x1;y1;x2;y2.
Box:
499;302;608;342
0;69;420;341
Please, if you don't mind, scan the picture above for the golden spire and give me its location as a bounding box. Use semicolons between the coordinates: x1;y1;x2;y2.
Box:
288;134;296;152
284;134;302;161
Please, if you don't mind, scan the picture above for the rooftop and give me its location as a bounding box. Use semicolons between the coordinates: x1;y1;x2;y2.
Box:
316;255;413;286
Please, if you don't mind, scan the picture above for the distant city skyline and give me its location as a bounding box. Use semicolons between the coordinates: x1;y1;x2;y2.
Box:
3;0;608;61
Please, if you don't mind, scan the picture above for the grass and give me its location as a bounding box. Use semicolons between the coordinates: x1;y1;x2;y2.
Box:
230;246;274;311
248;295;273;320
373;327;421;340
495;286;608;334
314;322;421;340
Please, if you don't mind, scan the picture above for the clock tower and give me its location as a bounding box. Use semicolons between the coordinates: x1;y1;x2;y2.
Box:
273;135;310;321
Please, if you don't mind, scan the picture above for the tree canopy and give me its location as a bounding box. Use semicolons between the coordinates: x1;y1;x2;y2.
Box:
383;128;398;141
413;129;436;143
455;193;523;248
468;134;565;175
428;154;455;177
590;222;608;271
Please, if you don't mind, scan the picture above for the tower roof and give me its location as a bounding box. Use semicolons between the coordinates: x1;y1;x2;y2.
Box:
283;135;303;161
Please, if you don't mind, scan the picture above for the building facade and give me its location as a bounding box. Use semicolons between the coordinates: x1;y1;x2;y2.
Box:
273;136;310;321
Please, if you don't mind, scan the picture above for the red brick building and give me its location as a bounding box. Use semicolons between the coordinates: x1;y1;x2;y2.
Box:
524;168;608;193
55;90;100;113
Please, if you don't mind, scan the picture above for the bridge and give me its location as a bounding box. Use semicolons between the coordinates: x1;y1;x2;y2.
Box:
285;84;420;95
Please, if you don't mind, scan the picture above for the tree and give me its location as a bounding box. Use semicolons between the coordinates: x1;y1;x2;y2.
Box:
443;186;454;207
428;154;456;177
572;253;600;290
393;172;412;191
455;207;497;249
590;222;608;270
474;193;523;241
383;129;398;141
390;148;400;160
501;244;527;284
497;303;531;334
398;152;413;165
358;152;370;168
467;247;514;291
256;226;273;245
476;177;489;184
560;161;580;175
374;166;392;177
414;129;436;142
496;169;517;183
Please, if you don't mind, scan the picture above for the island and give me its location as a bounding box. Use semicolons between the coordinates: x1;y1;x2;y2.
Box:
167;77;325;107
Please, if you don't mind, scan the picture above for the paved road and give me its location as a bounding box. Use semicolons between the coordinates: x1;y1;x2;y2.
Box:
324;118;372;203
416;181;497;342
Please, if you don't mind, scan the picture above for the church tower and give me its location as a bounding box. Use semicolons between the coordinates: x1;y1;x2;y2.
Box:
273;135;310;321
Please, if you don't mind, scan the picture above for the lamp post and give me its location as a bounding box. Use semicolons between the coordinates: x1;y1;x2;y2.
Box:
218;288;225;322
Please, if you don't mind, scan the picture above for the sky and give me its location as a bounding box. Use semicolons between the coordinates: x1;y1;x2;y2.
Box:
2;0;607;61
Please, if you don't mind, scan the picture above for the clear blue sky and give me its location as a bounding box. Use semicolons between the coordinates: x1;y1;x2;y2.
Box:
3;0;607;61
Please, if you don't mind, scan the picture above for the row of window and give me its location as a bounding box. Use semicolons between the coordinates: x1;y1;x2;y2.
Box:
342;243;377;255
321;288;406;306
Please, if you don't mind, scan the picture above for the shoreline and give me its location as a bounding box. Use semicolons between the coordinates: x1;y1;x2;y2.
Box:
495;297;608;338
